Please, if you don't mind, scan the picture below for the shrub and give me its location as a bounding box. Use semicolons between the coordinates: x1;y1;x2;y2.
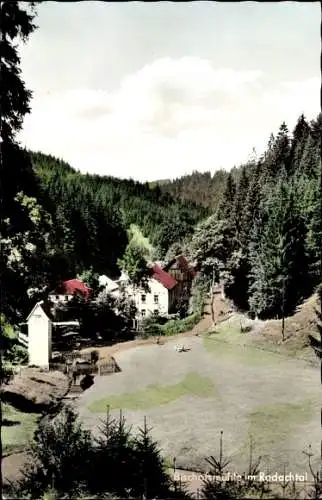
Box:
7;343;29;364
1;361;15;384
138;314;165;339
160;312;201;336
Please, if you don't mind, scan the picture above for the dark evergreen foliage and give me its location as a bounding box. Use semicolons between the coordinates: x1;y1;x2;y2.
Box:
186;113;321;321
30;150;207;272
14;406;93;498
12;405;189;499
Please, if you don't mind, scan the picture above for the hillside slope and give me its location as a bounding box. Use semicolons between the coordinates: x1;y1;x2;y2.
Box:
29;151;208;276
156;166;245;211
260;292;320;356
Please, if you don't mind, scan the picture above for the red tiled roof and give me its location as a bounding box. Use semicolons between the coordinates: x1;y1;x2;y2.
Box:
151;264;177;290
52;279;91;299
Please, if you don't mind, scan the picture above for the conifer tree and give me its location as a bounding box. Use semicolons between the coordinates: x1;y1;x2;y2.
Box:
248;179;310;319
88;408;137;497
290;113;311;172
132;417;172;499
240;161;262;247
232;166;249;238
299;133;321;177
218;173;237;222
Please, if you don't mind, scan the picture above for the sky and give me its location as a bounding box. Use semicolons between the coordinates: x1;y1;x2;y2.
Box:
18;1;321;181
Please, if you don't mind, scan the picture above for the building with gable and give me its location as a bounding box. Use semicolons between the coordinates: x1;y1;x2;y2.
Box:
127;263;178;320
48;279;91;304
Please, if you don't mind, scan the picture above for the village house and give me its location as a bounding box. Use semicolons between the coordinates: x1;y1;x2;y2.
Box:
163;254;197;314
98;275;120;295
99;257;196;322
99;265;177;320
48;279;91;304
127;264;178;320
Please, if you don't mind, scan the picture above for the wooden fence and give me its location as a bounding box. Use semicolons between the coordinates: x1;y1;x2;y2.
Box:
98;358;120;376
18;331;28;347
63;351;93;363
49;362;69;374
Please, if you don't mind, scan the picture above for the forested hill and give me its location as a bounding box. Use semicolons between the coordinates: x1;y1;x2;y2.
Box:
29;151;209;273
156;170;228;211
183;113;322;318
156;112;321;214
156;166;244;211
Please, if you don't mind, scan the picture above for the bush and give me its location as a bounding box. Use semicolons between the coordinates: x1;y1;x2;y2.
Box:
14;405;93;498
138;309;202;339
1;361;15;384
7;343;29;364
138;314;166;339
160;312;201;336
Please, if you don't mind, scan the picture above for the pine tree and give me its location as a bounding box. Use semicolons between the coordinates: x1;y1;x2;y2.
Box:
1;2;37;142
306;161;322;287
248;179;310;319
1;2;39;211
233;166;249;239
132;417;172;499
240;161;262;248
261;123;291;179
218;173;236;222
299;133;321;177
88;408;136;497
290;114;311;173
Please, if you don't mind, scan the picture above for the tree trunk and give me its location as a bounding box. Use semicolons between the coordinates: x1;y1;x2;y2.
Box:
221;282;225;300
210;268;215;326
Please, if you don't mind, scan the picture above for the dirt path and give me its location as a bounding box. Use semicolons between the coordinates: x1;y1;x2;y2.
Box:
2;451;29;488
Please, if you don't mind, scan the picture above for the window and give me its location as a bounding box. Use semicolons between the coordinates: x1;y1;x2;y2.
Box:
141;309;146;317
153;309;159;315
154;294;159;304
141;294;146;303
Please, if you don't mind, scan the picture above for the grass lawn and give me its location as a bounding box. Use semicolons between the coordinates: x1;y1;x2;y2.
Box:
2;403;39;455
88;372;216;412
204;333;282;366
237;399;318;465
208;319;243;341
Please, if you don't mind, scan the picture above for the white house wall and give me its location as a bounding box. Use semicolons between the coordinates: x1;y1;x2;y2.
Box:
28;304;52;368
48;294;73;304
127;278;169;318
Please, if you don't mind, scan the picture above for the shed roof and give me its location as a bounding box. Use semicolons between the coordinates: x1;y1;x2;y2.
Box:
27;301;55;322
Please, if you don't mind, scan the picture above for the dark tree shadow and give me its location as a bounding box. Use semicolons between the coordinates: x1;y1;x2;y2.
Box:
3;419;20;427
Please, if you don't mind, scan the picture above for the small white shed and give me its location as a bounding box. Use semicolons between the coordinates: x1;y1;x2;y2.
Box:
27;301;52;369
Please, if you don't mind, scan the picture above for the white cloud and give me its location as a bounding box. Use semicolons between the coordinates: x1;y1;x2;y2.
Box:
18;57;320;181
